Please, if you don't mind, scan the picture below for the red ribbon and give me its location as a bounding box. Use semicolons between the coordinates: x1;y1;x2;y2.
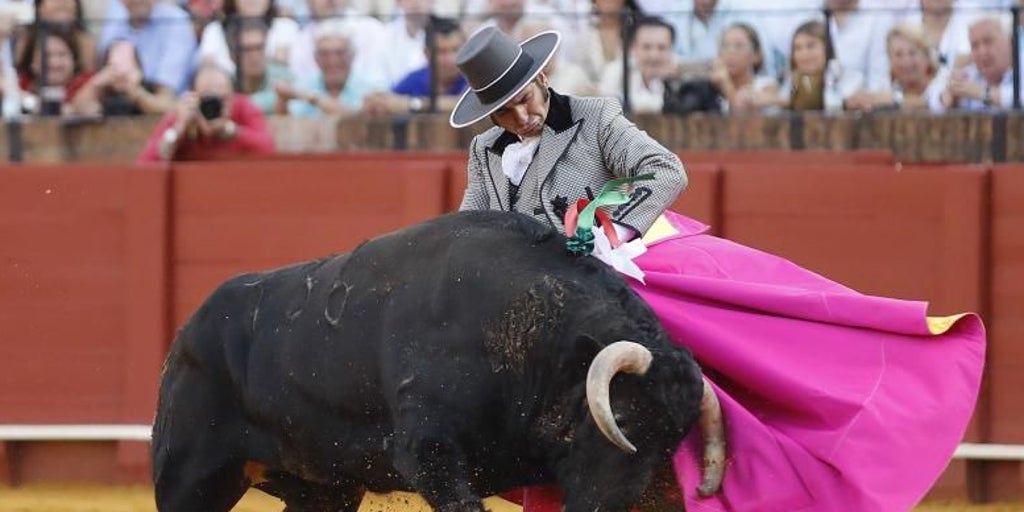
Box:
563;198;622;249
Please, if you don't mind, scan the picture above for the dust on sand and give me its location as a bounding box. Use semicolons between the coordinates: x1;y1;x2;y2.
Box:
0;486;1021;511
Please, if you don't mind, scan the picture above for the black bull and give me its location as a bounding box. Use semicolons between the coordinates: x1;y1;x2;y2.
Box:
152;210;724;512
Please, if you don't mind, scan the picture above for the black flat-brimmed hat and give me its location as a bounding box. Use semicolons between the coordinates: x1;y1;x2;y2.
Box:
449;26;561;128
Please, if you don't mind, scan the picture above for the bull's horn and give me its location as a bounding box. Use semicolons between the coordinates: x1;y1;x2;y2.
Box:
697;378;725;496
586;340;653;454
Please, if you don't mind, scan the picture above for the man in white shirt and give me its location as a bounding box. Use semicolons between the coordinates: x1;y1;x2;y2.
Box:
826;0;896;90
288;0;387;83
598;16;678;112
668;0;735;64
377;0;435;87
933;14;1018;109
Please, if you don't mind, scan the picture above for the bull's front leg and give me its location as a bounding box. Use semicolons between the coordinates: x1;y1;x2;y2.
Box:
391;401;486;512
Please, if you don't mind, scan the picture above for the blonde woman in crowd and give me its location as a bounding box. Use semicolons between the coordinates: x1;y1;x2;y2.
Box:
845;23;942;111
707;22;779;112
901;0;972;71
779;19;863;111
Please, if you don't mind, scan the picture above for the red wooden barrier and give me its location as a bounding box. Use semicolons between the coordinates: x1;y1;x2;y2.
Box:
170;159;450;331
719;164;987;314
976;164;1024;501
0;163;169;483
720;164;991;499
670;162;721;235
0;155;1017;501
680;148;896;167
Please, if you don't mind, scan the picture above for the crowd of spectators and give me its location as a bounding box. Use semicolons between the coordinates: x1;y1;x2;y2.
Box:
0;0;1021;125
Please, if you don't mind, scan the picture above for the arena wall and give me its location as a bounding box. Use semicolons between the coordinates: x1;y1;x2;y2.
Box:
0;153;1020;500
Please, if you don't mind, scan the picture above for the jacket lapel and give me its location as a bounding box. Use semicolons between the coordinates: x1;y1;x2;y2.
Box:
532;121;581;191
484;147;510;211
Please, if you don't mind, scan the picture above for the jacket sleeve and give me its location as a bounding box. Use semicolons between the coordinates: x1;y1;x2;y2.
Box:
231;96;276;154
458;136;491;211
597;99;686;234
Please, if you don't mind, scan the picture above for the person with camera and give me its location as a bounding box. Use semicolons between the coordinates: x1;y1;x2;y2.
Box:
137;62;275;162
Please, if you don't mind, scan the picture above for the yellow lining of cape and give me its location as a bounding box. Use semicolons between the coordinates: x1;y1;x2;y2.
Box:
641;214;679;246
927;314;969;335
359;492;521;511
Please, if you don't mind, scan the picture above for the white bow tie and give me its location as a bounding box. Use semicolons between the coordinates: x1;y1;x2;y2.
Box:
501;136;540;186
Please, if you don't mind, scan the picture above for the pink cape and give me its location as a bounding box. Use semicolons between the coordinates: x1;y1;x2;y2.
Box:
523;211;986;512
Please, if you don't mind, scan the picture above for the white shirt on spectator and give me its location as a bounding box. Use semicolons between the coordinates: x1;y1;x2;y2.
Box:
829;7;895;90
890;68;948;112
928;62;1018;110
598;58;666;113
669;0;738;63
378;15;428;88
955;0;1015;14
197;17;301;75
0;38;21;117
900;7;974;71
860;0;917;18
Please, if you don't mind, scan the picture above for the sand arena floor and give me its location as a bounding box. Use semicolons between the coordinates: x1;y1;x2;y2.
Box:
0;486;1022;512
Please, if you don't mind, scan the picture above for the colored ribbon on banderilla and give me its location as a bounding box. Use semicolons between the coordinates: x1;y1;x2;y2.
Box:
564;173;655;256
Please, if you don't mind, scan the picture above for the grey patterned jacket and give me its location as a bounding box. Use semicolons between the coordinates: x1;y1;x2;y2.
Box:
458;90;687;235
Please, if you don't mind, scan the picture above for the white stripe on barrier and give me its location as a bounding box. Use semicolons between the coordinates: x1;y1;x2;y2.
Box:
0;425;152;441
953;443;1024;461
0;426;1022;461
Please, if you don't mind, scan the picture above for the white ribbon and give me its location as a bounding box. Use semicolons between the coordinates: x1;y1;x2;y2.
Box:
590;225;647;284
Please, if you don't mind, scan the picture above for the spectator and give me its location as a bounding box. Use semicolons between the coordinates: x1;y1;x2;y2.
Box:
598;15;678;113
196;0;299;74
901;0;972;71
0;5;23;117
362;17;467;115
69;38;176;116
138;62;275;162
15;27;92;115
573;0;641;83
466;0;575;57
14;0;97;72
520;20;593;95
933;14;1017;110
185;0;225;39
288;0;386;83
377;0;435;88
98;0;198;93
727;0;818;81
231;19;292;115
846;23;942;111
276;19;387;116
781;19;863;111
708;22;780;112
669;0;737;65
825;0;895;91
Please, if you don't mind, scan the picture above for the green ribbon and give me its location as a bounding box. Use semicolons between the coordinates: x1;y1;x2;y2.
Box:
566;173;656;256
